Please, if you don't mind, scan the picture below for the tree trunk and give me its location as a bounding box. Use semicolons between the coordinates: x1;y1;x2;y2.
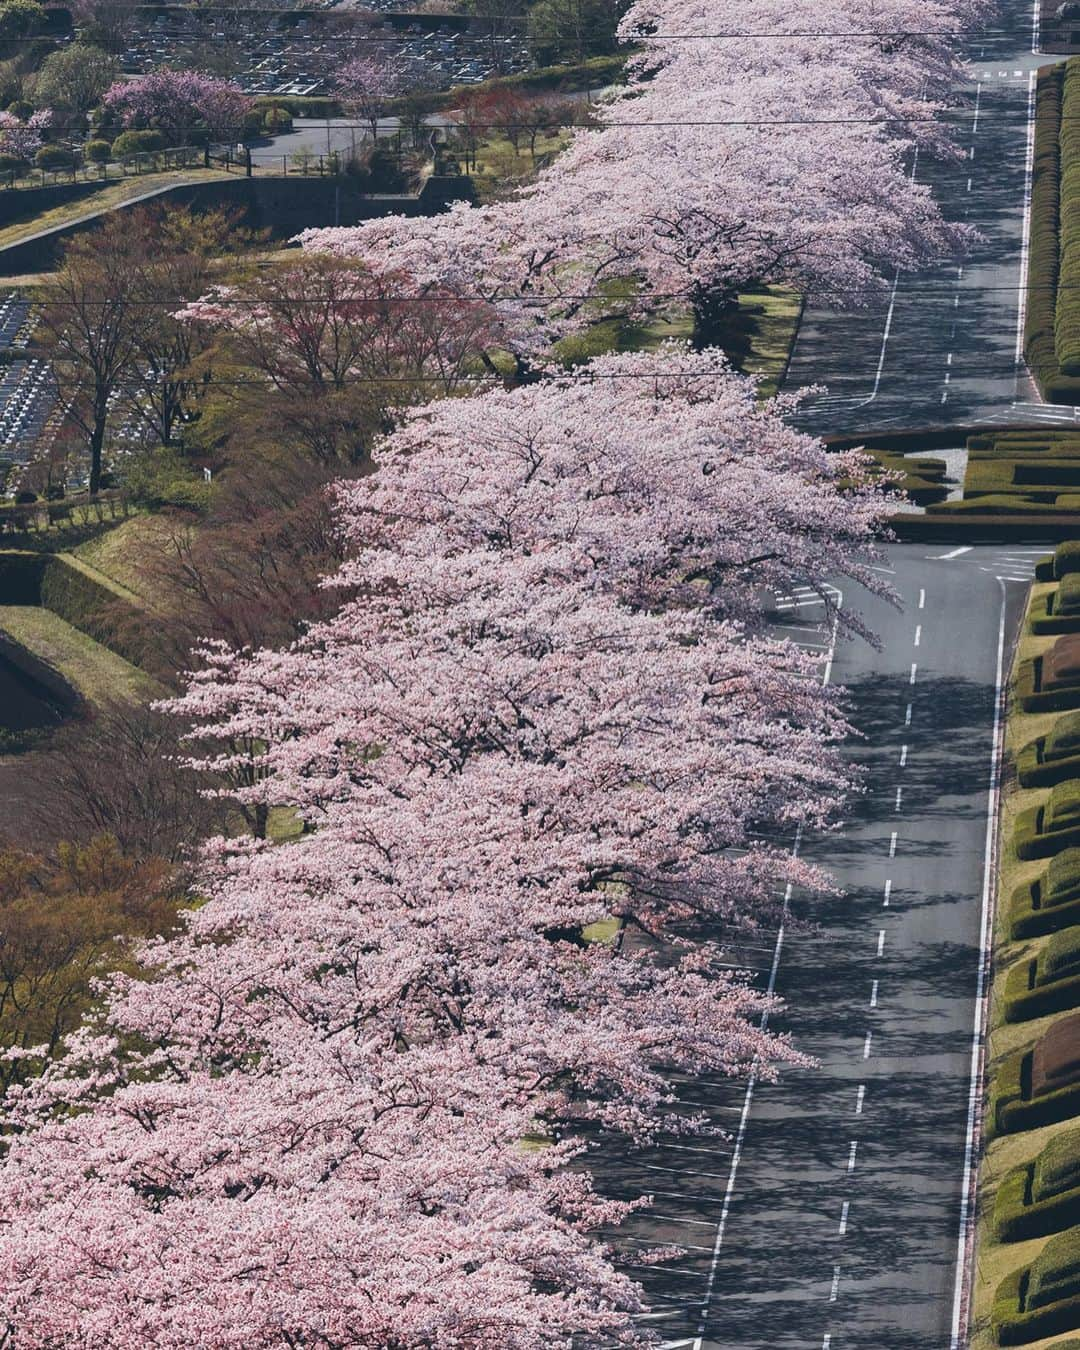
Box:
690;281;742;353
88;404;107;495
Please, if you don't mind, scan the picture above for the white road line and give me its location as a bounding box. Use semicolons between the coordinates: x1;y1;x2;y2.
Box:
855;1084;865;1115
935;546;972;560
910;663;918;684
895;786;903;812
949;579;1009;1350
870;979;879;1008
690;596;846;1350
1016;70;1038;366
876;929;886;957
889;831;897;858
823;1336;832;1350
900;744;908;767
914;624;922;647
905;701;912;727
863;1031;873;1059
847;1141;858;1173
941;390;949;405
883;879;892;906
838;1202;850;1237
966;176;972;191
918;588;926;609
829;1264;842;1302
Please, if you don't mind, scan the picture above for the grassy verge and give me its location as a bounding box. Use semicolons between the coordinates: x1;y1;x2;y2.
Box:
0;169;231;252
0;604;161;709
972;577;1080;1349
553;287;803;399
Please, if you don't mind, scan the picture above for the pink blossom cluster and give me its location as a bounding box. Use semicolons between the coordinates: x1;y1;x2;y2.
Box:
0;342;893;1344
0;109;51;163
300;0;986;347
103;70;251;142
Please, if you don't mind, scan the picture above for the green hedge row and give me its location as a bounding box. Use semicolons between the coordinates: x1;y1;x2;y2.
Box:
1041;542;1080;580
1017;656;1080;713
990;1048;1080;1136
1003;928;1080;1020
1032;591;1080;634
1059;60;1080;376
994;1166;1080;1243
1027;64;1070;399
993;1257;1080;1343
1015;782;1080;858
1012;852;1080;939
1025;62;1080;401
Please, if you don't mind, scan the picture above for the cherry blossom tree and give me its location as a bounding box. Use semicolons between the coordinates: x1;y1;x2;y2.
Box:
335;54;423;143
301;0;987;348
0;349;890;1344
103;70;251;144
0;108;50;163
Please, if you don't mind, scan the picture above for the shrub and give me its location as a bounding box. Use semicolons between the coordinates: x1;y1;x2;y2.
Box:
0;152;22;174
34;144;72;170
1027;64;1065;398
1017;656;1080;713
83;137;110;164
252;94;340;118
1045;928;1080;984
1014;785;1080;859
1012;850;1080;937
990;1040;1080;1137
994;1134;1080;1240
1058;542;1080;579
1018;717;1080;784
110;129;164;159
1004;930;1080;1021
261;105;293;133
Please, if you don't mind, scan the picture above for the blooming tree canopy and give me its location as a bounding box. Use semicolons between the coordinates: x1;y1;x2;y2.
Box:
0;108;50;162
103;70;251;142
301;0;986;347
0;348;892;1345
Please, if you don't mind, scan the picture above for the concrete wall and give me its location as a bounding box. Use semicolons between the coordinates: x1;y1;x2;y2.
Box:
0;173;476;274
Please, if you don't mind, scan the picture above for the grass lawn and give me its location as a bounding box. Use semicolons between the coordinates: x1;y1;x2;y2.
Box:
971;578;1080;1350
0;604;162;708
71;515;173;608
553;286;803;399
0;169;232;254
468;130;573;203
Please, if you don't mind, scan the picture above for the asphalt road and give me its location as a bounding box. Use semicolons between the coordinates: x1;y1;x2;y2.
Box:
599;545;1036;1348
788;3;1062;434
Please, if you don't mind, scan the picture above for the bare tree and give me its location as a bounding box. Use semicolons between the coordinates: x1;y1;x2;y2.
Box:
21;703;228;863
39;217;158;494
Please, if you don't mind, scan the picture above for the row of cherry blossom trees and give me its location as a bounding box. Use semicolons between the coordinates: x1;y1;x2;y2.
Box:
304;0;986;350
0;350;890;1346
0;0;977;1341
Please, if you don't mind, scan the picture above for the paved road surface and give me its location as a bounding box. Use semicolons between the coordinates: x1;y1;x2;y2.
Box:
599;545;1036;1348
788;4;1060;433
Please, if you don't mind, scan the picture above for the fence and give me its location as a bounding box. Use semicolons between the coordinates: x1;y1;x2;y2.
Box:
0;146;210;192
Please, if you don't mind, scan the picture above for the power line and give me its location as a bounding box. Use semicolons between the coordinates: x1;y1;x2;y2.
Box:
0;26;1019;43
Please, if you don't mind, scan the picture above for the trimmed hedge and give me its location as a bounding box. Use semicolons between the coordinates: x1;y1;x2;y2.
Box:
1011;849;1080;938
994;1132;1080;1240
1017;719;1080;786
1017;655;1080;713
992;1230;1080;1343
990;1047;1080;1136
1025;61;1080;400
1003;930;1080;1021
1015;784;1080;859
1032;586;1080;634
1059;60;1080;375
